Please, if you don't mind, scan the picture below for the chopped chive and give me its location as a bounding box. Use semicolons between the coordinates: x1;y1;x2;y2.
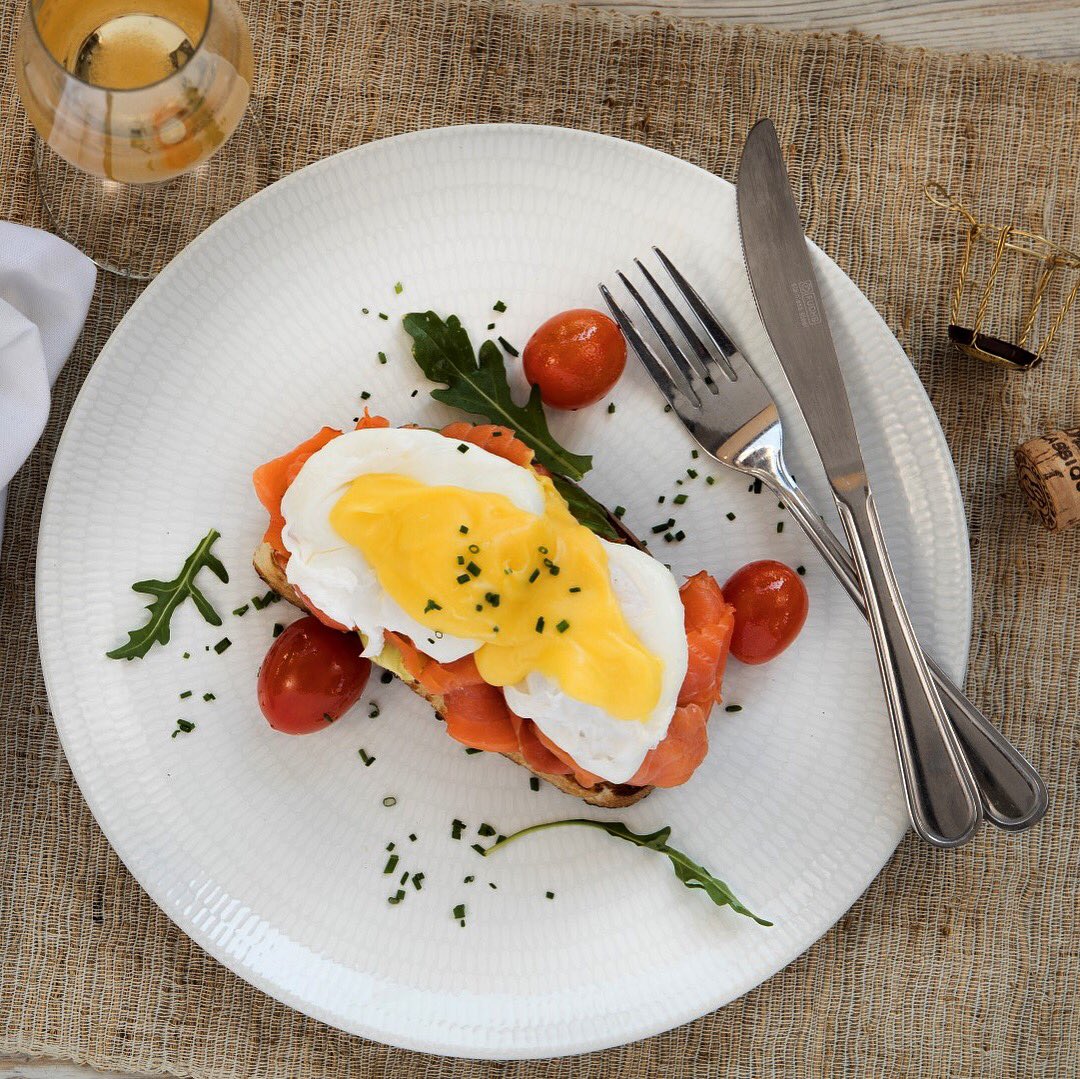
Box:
528;568;540;583
726;512;736;521
358;748;375;766
411;873;425;891
658;495;666;504
369;703;380;719
725;704;743;713
498;336;519;356
378;312;388;321
547;563;561;576
456;555;466;566
691;449;699;459
179;690;192;700
674;530;686;541
487;322;495;330
673;493;688;505
387;889;406;905
459;524;469;534
797;565;806;575
360;390;371;400
468;543;480;553
409;833;417;842
493;300;507;312
382;795;396;807
424;599;442;613
488;882;498;890
323;712;334;723
492;626;500;633
273;623;284;637
386;842;395;851
664;404;673;413
478;823;496;837
202;692;215;702
182;651;190;659
687;468;698;478
400;871;409;885
464;875;475;883
568;586;581;593
453;902;466;919
664;532;674;542
457;573;471;584
538;546;549;554
535;616;545;633
753;479;763;494
171;719;195;738
651;519;675;534
676;479;683;486
380;670;393;684
556;619;570;633
410;389;418;398
776;522;784;533
457;443;469;453
530;776;540;791
394;281;403;294
607;402;616;414
475;604;484;612
778;501;785;509
485;592;501;607
465;747;482;755
451;819;465;839
545;891;555;899
362;307;370;314
471;843;485;855
213;638;231;654
614;505;626;518
383;854;399;874
706;475;716;485
466;561;481;577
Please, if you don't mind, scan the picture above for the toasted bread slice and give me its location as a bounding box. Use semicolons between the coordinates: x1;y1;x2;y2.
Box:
253;541;653;807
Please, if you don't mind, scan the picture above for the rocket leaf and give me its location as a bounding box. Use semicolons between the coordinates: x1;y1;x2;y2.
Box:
484;818;772;925
403;311;592;481
107;529;229;660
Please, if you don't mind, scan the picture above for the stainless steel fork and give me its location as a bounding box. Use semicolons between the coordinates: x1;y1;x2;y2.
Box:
600;248;1047;833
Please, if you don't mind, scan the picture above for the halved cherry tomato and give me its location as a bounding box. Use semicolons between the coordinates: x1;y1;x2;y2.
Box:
722;560;808;665
258;616;371;734
522;308;626;409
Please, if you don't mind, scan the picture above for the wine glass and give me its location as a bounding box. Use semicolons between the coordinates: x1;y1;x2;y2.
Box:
14;0;270;279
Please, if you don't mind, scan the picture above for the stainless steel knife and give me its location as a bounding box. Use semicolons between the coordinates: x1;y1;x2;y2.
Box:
736;118;982;847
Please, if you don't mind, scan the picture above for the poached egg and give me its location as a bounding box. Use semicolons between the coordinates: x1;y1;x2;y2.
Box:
281;427;688;783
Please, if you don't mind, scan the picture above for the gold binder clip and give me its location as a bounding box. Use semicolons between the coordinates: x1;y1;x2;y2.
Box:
925;182;1080;370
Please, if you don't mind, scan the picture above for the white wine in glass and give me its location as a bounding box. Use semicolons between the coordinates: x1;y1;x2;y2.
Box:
15;0;268;278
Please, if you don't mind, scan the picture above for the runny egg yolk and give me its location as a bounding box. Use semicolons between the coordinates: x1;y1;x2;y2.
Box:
329;473;663;720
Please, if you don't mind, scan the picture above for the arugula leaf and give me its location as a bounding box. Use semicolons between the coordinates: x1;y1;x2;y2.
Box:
403;312;592;481
107;529;229;660
550;474;622;542
484;818;772;925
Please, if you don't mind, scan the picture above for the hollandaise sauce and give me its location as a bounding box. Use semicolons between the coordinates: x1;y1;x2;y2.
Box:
329;473;662;720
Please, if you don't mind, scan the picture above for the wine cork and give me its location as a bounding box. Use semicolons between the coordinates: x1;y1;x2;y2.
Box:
1015;428;1080;532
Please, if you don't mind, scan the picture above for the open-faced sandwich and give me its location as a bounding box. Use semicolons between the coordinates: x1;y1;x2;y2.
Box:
252;413;737;807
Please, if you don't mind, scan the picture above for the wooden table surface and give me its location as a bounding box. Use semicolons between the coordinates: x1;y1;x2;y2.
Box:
3;2;1076;1078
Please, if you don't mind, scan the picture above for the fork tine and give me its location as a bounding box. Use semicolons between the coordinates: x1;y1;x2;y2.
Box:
653;247;744;375
633;258;724;390
616;271;701;403
599;284;691;408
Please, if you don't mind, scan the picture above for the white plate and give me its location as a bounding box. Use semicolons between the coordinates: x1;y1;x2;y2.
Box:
36;125;970;1058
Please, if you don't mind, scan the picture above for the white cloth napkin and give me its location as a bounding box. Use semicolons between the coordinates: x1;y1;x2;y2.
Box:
0;223;96;547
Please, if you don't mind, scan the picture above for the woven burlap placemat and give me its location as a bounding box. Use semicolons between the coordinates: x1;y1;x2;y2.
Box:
1;0;1077;1075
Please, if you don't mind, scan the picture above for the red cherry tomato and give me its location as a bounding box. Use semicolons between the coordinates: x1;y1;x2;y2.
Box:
722;560;809;665
522;308;626;410
258;615;371;734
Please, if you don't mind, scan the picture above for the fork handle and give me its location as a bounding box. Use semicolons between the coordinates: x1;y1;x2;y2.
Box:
774;477;1047;832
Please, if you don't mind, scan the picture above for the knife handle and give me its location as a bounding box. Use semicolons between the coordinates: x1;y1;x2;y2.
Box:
773;477;1047;831
835;488;982;847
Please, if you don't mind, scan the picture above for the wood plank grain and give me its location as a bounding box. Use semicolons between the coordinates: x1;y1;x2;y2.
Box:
521;0;1080;61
